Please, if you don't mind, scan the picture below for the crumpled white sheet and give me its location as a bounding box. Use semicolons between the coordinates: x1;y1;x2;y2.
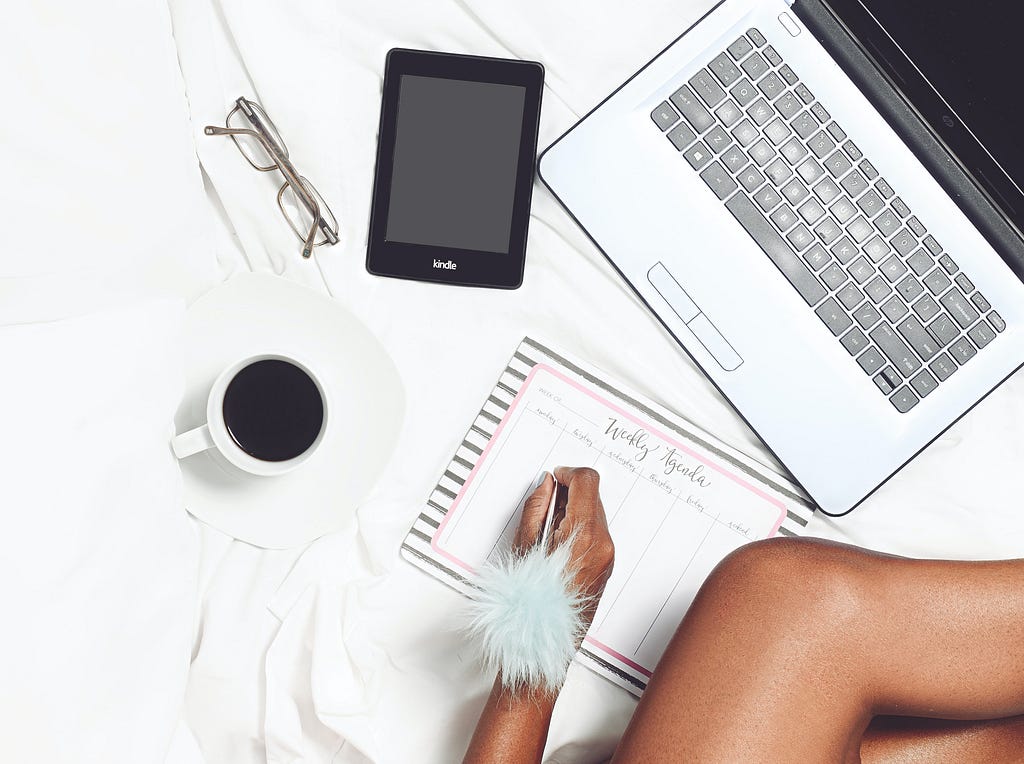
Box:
165;1;1024;762
10;0;1023;761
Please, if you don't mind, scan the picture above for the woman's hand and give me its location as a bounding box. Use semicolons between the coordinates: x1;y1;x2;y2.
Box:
464;467;615;764
513;466;615;632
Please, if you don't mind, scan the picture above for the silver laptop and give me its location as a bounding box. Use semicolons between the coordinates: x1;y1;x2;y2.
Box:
539;0;1024;515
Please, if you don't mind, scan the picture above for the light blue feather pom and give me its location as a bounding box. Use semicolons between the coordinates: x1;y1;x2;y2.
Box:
464;537;592;694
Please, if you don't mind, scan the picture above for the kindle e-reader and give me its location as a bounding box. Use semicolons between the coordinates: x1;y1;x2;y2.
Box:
366;49;544;289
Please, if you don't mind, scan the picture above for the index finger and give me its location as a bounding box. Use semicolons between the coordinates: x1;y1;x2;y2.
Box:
553;466;606;526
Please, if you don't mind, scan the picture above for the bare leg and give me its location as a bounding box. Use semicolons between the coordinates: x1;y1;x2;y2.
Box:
612;538;1024;763
862;716;1024;763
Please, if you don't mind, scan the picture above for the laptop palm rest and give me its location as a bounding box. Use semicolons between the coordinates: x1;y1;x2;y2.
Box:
648;262;743;371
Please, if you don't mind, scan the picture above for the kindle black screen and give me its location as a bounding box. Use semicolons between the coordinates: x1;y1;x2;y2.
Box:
386;76;526;255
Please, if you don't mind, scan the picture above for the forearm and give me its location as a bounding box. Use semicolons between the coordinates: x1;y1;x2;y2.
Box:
463;676;558;764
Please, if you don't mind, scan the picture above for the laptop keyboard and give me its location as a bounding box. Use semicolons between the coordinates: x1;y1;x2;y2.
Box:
651;28;1006;413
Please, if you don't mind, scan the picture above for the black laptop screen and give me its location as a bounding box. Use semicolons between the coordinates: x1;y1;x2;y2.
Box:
825;0;1024;228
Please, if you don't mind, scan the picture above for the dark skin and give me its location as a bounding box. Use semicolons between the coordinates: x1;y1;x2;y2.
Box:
465;467;1024;763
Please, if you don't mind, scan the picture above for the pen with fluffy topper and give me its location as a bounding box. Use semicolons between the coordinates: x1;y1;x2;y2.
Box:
463;470;595;695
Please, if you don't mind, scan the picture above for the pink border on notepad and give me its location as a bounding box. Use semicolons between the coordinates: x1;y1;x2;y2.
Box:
431;363;788;577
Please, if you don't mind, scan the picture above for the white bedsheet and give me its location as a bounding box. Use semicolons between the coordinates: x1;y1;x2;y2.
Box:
8;0;1024;762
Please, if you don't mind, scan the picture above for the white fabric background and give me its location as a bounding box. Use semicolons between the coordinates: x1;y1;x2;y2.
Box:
5;0;1024;762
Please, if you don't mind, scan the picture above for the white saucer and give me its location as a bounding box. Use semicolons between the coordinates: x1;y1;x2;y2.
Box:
175;273;405;548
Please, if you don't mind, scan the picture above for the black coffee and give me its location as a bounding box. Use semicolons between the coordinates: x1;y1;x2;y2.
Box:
222;359;324;462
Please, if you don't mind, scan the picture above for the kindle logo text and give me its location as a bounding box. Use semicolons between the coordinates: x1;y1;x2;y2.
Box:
433;259;457;270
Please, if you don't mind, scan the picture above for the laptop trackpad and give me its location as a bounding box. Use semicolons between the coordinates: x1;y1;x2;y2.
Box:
648;262;743;371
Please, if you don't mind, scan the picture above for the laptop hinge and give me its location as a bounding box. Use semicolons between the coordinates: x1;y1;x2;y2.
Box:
792;0;1024;282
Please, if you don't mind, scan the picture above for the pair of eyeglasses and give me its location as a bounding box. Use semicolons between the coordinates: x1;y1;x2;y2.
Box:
205;97;339;258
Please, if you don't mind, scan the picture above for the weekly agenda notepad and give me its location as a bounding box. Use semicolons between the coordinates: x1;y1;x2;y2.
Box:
402;338;815;694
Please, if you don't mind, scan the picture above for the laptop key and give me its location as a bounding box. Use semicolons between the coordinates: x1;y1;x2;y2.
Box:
747;98;775;126
896;274;924;301
804;243;831;271
715;99;743;127
749;138;776;166
873;210;899;236
709;53;742;87
821;263;848;290
924;268;952;295
763;45;783;67
780;137;808;164
927;315;960;347
873;367;897;395
989;312;1006;332
837;283;865;310
949;337;978;364
968;321;996;349
857;346;885;374
864;235;891;262
725;193;827;306
814;215;842;245
765;158;794;186
939;288;979;328
938;254;958;275
755;184;783;212
730;78;758;107
826;122;847;142
797;157;825;184
841;327;869;354
830;235;857;264
816;297;853;336
881;296;908;322
728;36;754;60
923;235;942;256
792;112;818;139
705;125;732;153
795;84;814;104
854;302;883;330
844;141;863;161
667;122;698;151
847;216;874;244
814;177;841;204
690;69;727;108
891;228;916;257
910;369;938;398
880;256;907;282
954;273;975;294
870;323;921;376
906;216;926;237
671;85;715;132
747;28;767;47
798;197;826;225
865;276;891;304
700;161;738;200
848;256;874;284
776;93;802;120
875;179;895;199
912;294;941;322
830;196;857;224
741;52;770;81
811;103;831;124
652;101;680;131
779;64;799;86
809;130;836;158
732;118;759;146
782;178;809;205
906;249;932;276
738;164;767;193
929;353;958;381
722;144;748;172
891;197;911;218
787;224;814;251
897;315;940;361
758;72;786;101
682;141;713;170
890;387;920;413
764;117;792;145
825;150;854;178
841;170;869;198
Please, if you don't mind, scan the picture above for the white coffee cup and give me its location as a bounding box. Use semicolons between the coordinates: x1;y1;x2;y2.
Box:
172;353;329;477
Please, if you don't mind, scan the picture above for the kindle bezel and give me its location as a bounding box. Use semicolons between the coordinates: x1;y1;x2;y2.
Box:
366;48;544;289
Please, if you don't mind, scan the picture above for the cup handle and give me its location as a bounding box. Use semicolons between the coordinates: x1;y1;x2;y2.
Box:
172;424;215;459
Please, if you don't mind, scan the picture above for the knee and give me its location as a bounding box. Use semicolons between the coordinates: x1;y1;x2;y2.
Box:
695;537;868;640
